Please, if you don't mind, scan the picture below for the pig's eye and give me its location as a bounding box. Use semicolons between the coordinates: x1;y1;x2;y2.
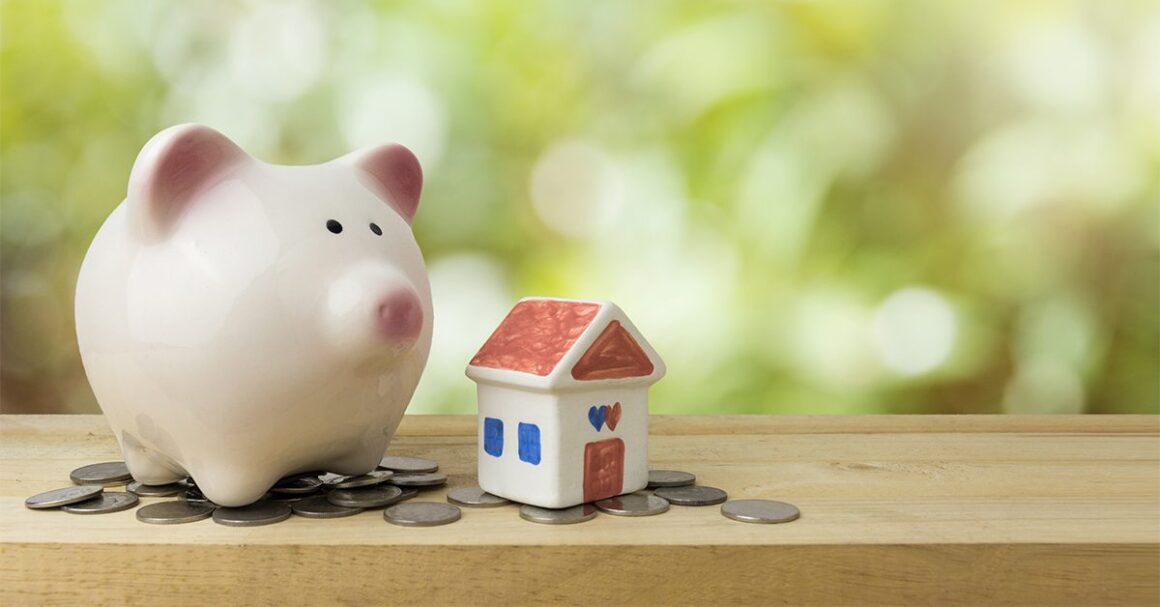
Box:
326;220;343;234
369;222;382;236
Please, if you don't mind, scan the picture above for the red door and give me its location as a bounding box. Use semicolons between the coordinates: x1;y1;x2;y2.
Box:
583;438;625;502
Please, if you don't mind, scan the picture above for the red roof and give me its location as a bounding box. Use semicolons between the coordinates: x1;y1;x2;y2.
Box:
469;300;600;376
570;320;654;380
470;299;658;382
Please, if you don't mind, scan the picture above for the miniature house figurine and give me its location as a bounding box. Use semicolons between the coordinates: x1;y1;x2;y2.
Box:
466;297;665;509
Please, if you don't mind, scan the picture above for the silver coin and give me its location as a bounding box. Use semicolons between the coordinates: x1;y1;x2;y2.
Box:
519;504;598;525
212;500;292;527
654;485;728;506
267;491;315;503
384;501;461;527
292;495;363;519
136;500;216;524
396;487;420;502
446;486;510;508
25;484;104;509
721;499;801;524
389;471;447;487
327;484;405;508
594;493;670;517
379;455;439;473
70;461;133;486
61;491;140;514
647;469;696;488
127;480;188;497
271;476;324;494
325;470;394;490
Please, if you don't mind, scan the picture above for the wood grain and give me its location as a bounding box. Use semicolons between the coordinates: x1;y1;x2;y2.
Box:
1;414;1157;606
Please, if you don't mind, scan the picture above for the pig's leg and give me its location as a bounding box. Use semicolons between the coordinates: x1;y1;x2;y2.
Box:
323;449;383;476
190;463;277;507
122;444;186;485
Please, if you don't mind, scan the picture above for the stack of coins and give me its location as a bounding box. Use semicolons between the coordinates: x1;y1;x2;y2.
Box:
28;459;802;528
647;469;801;524
25;454;454;527
515;469;802;526
519;503;599;525
513;468;711;525
26;461;140;515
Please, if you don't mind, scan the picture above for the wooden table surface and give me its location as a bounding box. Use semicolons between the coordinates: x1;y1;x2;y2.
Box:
1;414;1157;606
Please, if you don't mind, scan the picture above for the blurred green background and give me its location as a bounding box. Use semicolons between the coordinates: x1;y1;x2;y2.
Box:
1;0;1157;415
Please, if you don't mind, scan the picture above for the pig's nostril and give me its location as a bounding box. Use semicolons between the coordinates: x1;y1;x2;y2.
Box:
376;292;423;342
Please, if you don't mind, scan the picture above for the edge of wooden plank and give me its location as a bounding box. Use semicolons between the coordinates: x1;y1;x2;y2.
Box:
4;414;1157;440
2;542;1156;606
396;414;1160;436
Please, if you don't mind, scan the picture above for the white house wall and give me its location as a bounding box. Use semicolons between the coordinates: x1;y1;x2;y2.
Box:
476;383;563;507
557;385;649;505
476;382;651;508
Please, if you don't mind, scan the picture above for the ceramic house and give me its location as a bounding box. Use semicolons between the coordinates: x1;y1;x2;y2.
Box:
466;297;665;508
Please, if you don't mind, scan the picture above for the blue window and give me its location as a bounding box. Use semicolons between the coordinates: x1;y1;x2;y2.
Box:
518;422;541;465
484;417;503;457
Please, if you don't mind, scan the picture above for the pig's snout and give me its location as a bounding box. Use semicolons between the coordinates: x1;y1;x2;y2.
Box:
325;266;425;358
376;290;423;342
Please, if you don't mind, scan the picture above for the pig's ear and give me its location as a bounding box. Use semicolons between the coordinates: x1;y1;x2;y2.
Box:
351;144;423;224
127;124;247;240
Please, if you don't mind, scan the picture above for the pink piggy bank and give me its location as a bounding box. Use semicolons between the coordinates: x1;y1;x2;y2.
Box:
75;124;433;506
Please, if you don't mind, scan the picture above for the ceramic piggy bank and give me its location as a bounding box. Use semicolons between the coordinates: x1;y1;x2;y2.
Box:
75;124;433;506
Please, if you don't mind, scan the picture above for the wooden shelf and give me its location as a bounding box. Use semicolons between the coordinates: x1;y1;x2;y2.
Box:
2;414;1157;605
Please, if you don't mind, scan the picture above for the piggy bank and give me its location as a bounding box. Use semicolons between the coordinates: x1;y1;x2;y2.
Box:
75;124;433;506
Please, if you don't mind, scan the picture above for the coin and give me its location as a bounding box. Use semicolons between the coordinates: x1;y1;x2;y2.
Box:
384;502;461;527
379;455;439;473
271;476;324;494
647;470;696;488
594;493;670;517
389;471;447;487
325;470;394;490
292;495;363;519
127;480;189;497
396;487;420;502
519;504;598;525
327;484;405;508
25;484;104;509
446;486;510;508
654;485;728;506
721;499;801;524
70;461;133;486
62;491;140;514
212;501;292;527
267;491;314;503
136;500;216;524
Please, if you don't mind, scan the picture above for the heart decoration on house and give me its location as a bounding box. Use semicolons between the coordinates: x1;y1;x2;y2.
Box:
588;405;605;431
605;401;622;430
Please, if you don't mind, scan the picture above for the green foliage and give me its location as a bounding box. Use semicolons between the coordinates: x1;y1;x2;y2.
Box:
1;0;1157;414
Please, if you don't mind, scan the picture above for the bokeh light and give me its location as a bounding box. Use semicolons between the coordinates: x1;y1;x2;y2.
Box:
530;140;625;239
1;0;1156;415
872;288;957;377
